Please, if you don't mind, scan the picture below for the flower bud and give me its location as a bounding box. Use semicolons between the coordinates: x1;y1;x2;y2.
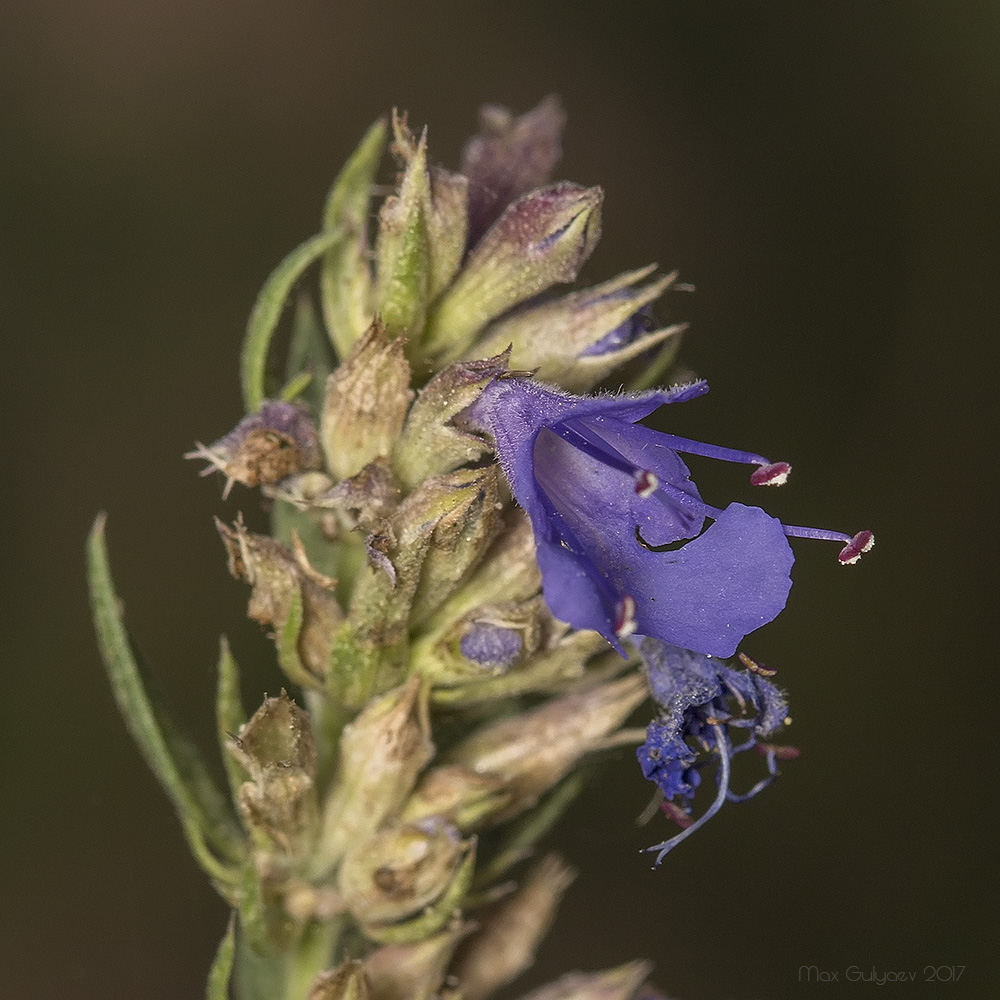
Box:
307;958;371;1000
422;511;541;632
447;674;647;821
408;465;504;623
400;764;511;832
341;466;503;670
312;677;434;877
375;118;431;340
461;95;566;247
393;352;509;490
472;266;682;392
453;854;576;1000
337;818;468;928
321;320;414;481
216;518;342;688
228;692;318;853
362;917;472;1000
515;963;652;1000
424;183;603;363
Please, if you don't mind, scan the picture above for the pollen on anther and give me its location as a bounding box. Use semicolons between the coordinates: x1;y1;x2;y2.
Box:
633;469;659;498
614;595;638;638
838;529;875;565
750;461;791;487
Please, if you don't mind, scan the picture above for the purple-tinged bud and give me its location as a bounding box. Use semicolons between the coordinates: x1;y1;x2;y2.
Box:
461;95;567;247
424;183;603;363
472;266;682;392
312;677;434;877
362;918;473;1000
447;674;647;821
227;692;318;853
216;519;342;688
337;818;469;929
751;461;791;486
452;854;576;1000
513;962;652;1000
321;319;414;481
838;529;875;564
459;620;524;668
307;958;371;1000
187;400;321;498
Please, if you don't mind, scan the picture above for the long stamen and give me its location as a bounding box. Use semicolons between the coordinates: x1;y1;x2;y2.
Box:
782;524;876;564
645;723;732;867
637;431;772;469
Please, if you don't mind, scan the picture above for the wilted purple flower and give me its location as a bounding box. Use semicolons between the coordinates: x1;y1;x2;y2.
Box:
466;375;873;658
636;640;796;865
186;400;321;498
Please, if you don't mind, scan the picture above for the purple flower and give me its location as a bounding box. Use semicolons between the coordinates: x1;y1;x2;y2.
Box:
466;375;873;658
636;640;795;865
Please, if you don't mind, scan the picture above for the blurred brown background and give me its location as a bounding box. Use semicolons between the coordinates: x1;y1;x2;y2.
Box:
2;2;995;998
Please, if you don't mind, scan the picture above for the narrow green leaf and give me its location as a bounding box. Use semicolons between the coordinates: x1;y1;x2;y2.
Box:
216;637;248;805
321;118;388;358
87;514;244;883
206;914;237;1000
284;292;333;415
241;230;344;411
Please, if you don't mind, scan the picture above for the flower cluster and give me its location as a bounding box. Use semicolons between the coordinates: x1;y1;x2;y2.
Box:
91;97;874;1000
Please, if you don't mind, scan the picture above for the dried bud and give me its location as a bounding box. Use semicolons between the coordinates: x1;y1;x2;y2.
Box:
228;692;318;853
461;95;566;246
375;117;431;339
187;400;322;498
313;677;434;877
216;518;342;687
321;320;414;481
338;818;468;928
362;918;472;1000
400;764;511;832
514;963;653;1000
447;674;647;820
472;267;683;392
453;854;576;1000
393;352;509;490
424;183;603;363
308;958;371;1000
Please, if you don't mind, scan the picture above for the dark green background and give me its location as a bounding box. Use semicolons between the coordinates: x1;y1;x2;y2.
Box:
2;2;994;998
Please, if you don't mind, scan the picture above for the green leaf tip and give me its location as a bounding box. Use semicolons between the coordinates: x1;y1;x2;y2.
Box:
241;229;344;411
